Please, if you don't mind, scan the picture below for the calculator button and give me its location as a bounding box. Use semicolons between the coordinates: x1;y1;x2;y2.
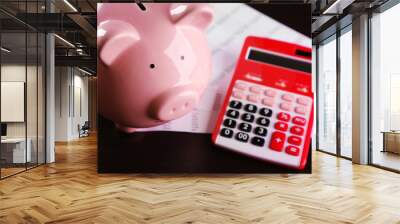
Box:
281;94;294;102
279;102;292;111
251;137;265;147
297;87;309;93
220;128;233;138
276;81;287;88
294;106;306;115
249;86;262;94
234;82;247;90
290;126;304;135
277;112;291;122
288;136;302;146
244;104;257;113
254;127;267;136
235;132;249;142
229;100;242;109
270;132;286;151
297;97;309;106
274;122;288;131
259;108;272;117
285;146;300;156
223;119;236;128
247;95;258;103
261;98;274;107
292;116;306;126
238;123;252;132
256;117;270;127
264;89;276;97
241;113;255;122
226;109;240;118
232;91;245;99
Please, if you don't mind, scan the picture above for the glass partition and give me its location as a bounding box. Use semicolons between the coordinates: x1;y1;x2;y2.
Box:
317;36;337;154
1;31;28;177
0;1;46;179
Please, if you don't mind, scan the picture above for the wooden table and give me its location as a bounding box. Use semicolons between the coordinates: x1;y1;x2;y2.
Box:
381;131;400;154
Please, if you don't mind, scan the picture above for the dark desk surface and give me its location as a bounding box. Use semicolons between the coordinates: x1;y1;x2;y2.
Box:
97;4;312;173
98;116;311;173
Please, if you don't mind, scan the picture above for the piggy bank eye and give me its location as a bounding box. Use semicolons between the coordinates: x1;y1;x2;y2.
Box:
150;64;155;69
180;55;184;60
137;2;146;11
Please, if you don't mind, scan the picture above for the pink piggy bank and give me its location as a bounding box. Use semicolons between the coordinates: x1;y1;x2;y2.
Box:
97;3;213;133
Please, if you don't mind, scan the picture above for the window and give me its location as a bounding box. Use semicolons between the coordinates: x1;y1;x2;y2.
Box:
339;28;352;158
317;36;337;154
370;3;400;171
316;26;353;159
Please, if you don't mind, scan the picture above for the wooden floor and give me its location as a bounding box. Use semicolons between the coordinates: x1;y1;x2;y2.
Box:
1;167;26;178
372;150;400;171
1;134;400;224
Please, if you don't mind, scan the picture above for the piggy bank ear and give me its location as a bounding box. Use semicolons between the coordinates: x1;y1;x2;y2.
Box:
98;20;139;67
170;4;213;30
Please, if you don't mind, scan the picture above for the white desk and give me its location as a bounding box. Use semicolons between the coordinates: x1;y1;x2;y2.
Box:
1;138;31;163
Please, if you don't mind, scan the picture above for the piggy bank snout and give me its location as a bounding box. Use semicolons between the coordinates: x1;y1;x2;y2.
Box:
150;86;199;122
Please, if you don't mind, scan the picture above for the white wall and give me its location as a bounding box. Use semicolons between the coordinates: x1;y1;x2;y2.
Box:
1;65;42;137
54;67;89;141
55;66;70;141
1;65;26;138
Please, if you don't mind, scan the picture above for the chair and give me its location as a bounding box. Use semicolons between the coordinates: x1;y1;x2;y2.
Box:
79;121;90;138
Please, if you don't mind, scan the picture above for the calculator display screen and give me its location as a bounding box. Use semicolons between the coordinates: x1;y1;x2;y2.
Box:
247;48;311;73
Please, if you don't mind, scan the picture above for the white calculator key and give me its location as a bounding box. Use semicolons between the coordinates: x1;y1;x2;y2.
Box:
232;91;245;99
281;94;294;102
294;106;306;115
249;86;262;93
264;89;277;97
279;102;292;111
234;82;247;90
296;97;309;106
261;97;274;107
247;94;258;103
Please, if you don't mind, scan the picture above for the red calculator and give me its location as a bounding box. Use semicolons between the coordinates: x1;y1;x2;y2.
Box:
212;36;313;170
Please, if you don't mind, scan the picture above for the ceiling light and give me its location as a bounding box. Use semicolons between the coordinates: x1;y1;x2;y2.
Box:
323;0;341;14
322;0;354;15
78;67;93;76
1;47;11;53
54;34;75;48
63;0;78;12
